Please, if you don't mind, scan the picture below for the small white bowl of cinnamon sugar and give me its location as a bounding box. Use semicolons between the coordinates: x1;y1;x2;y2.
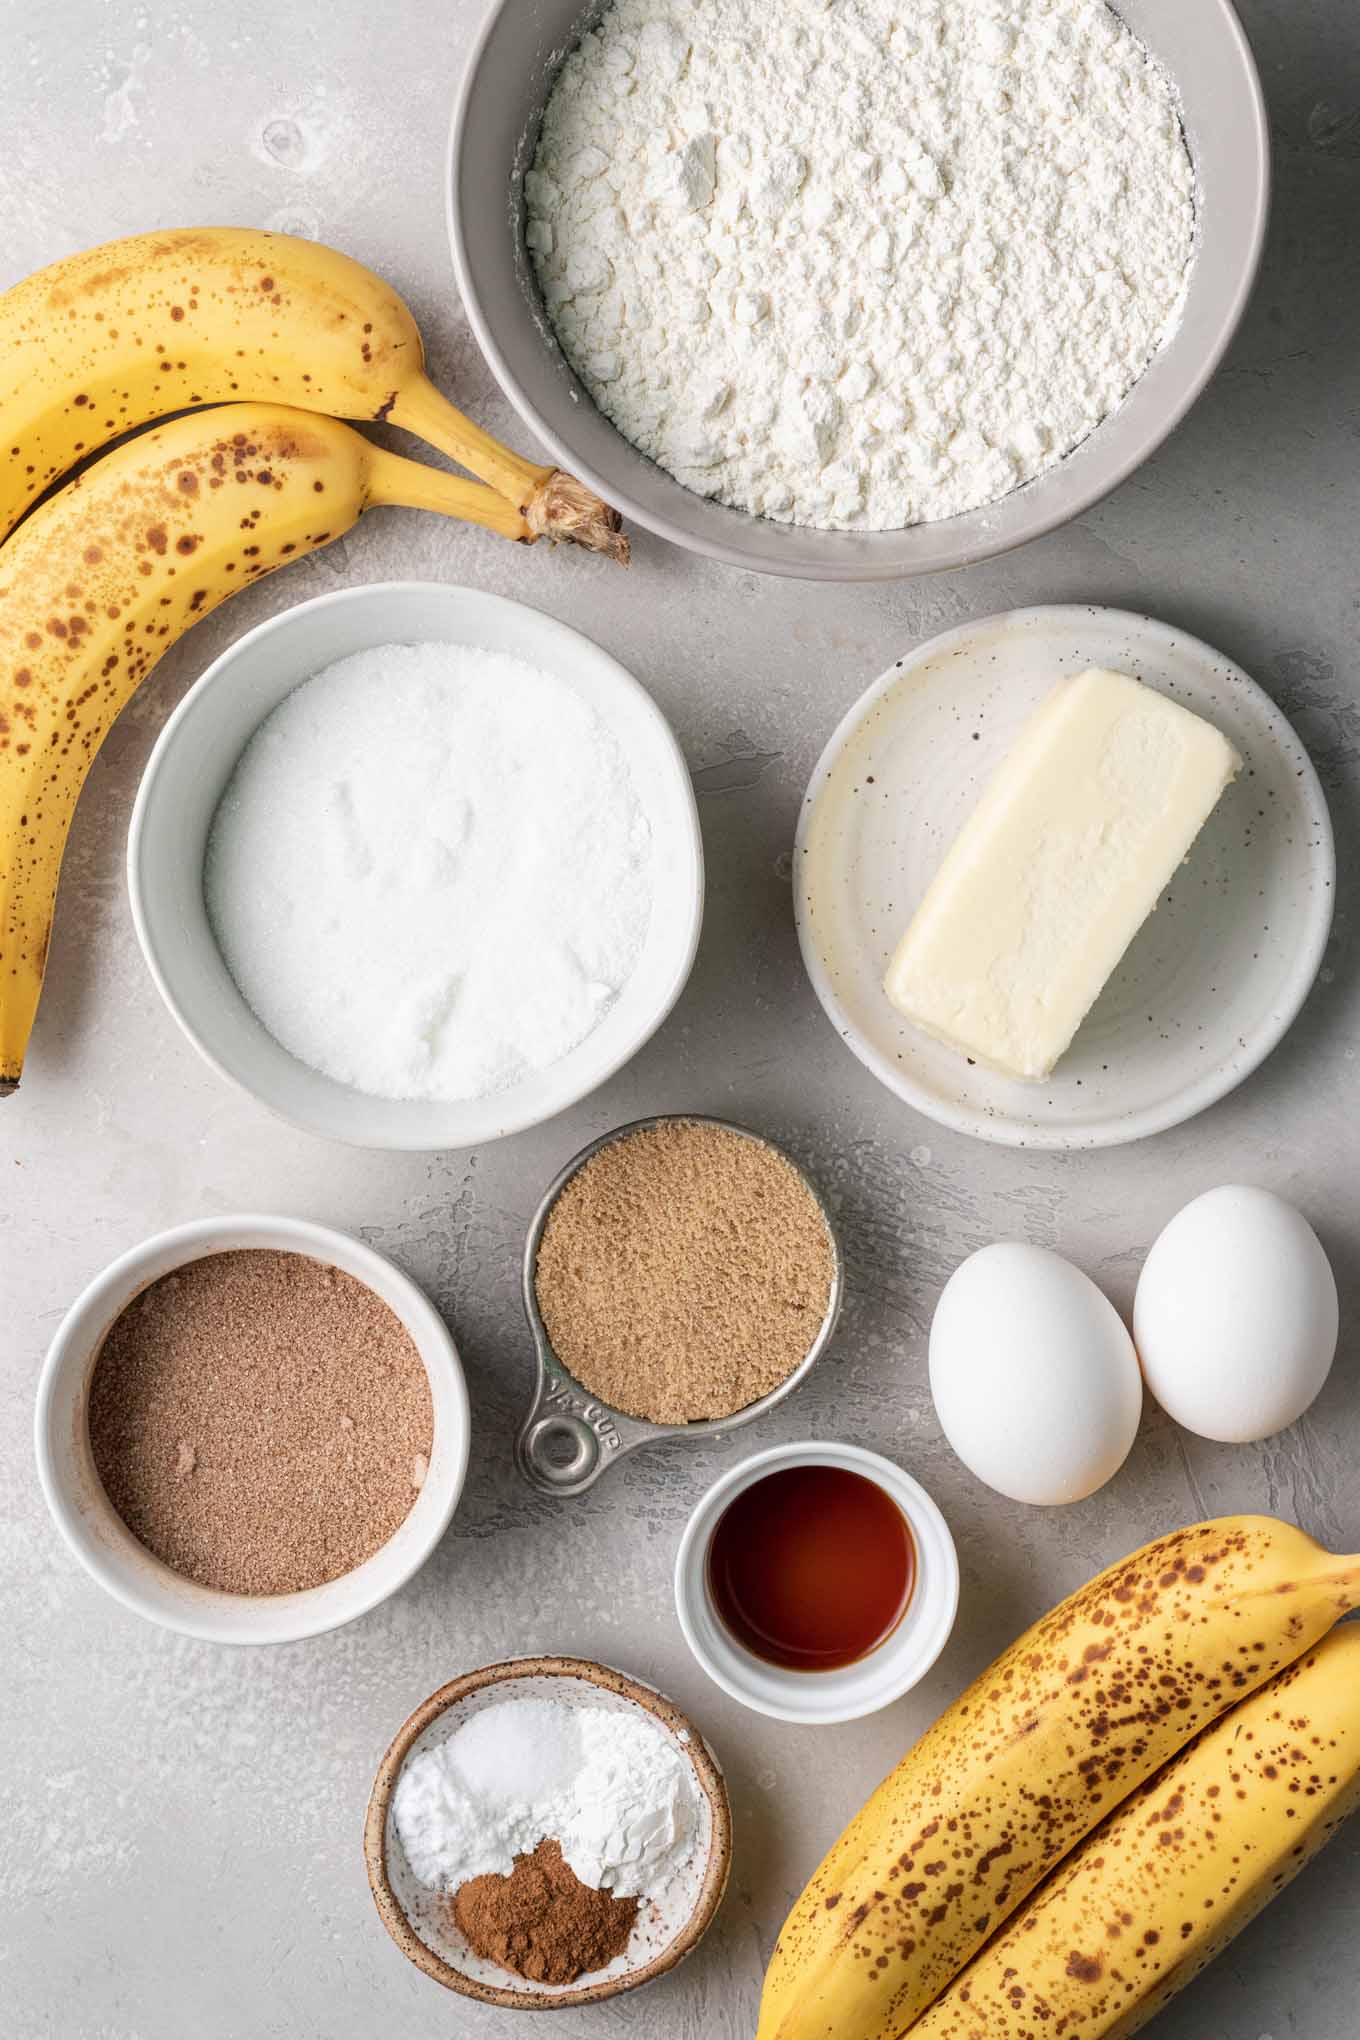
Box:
34;1213;470;1645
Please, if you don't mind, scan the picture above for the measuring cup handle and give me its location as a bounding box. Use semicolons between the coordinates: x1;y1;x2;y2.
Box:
515;1372;634;1497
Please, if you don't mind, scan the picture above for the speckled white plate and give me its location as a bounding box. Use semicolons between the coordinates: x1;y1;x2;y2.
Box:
795;607;1334;1150
365;1657;729;2010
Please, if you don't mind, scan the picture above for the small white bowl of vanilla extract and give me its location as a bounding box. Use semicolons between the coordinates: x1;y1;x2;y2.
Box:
674;1442;959;1725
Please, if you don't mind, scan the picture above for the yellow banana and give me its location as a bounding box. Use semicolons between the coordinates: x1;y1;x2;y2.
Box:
0;226;625;558
912;1621;1360;2040
756;1517;1360;2040
0;401;531;1093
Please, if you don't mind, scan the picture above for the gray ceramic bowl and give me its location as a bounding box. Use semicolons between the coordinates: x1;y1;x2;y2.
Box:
448;0;1269;581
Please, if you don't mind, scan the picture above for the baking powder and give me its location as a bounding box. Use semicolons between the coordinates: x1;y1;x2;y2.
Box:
392;1698;702;1897
528;0;1195;530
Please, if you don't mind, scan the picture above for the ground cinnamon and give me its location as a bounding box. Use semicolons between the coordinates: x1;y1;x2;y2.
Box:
452;1838;638;1986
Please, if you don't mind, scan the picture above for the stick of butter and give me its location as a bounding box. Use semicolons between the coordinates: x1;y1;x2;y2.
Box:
883;668;1242;1081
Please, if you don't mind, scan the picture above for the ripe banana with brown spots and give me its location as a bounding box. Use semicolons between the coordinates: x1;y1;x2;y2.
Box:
912;1621;1360;2040
0;401;533;1093
755;1517;1360;2040
0;226;625;558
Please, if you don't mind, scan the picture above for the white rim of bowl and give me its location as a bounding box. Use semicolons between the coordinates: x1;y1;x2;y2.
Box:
793;604;1337;1151
674;1441;960;1724
126;581;703;1151
33;1214;471;1644
446;1;1271;581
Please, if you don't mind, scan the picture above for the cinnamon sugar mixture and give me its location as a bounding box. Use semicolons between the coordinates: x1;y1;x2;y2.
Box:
87;1249;432;1595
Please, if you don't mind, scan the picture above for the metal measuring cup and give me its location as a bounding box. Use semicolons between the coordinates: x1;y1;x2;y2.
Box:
515;1114;844;1498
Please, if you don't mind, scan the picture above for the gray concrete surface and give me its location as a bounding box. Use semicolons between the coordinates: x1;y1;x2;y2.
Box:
3;3;1359;2035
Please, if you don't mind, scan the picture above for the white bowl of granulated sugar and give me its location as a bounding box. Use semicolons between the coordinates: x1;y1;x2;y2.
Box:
129;582;703;1150
365;1657;732;2009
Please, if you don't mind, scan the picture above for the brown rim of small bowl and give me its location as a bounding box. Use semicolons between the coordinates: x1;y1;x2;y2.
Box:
363;1655;733;2010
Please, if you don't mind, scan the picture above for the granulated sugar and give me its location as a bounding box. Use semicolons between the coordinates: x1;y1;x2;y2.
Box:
86;1249;432;1595
205;641;653;1102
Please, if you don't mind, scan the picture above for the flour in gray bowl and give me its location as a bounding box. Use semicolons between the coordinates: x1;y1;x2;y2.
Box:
528;0;1195;531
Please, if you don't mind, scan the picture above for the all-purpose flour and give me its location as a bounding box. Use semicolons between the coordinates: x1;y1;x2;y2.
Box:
528;0;1196;531
205;643;653;1103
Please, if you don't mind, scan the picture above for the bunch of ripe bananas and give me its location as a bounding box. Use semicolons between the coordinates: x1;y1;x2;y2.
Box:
758;1514;1360;2040
0;227;627;1093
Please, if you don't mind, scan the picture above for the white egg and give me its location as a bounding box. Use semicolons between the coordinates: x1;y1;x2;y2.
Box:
929;1243;1143;1506
1133;1185;1337;1444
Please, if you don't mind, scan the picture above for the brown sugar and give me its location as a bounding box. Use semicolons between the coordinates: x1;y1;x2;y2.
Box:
533;1119;836;1424
452;1838;638;1985
86;1249;432;1595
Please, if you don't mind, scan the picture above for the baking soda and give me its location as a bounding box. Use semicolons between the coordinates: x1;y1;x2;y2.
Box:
392;1698;702;1897
205;642;653;1102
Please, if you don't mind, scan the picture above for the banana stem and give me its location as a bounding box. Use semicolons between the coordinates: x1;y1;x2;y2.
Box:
389;374;551;501
389;374;628;564
364;446;532;541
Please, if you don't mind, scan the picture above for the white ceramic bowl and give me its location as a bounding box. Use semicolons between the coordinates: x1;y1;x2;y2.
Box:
674;1442;959;1725
33;1214;470;1645
128;582;703;1149
449;0;1269;579
795;607;1334;1150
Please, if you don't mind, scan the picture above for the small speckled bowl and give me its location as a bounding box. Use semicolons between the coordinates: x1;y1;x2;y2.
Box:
365;1657;731;2009
795;606;1335;1148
